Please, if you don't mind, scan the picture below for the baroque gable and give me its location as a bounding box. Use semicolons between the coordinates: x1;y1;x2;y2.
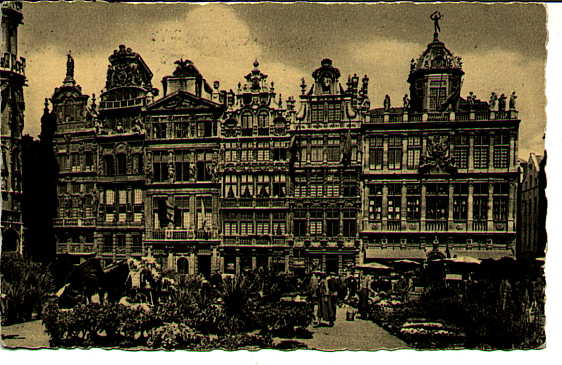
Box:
145;91;224;114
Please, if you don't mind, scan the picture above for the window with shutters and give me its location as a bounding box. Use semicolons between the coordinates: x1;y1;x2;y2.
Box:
326;209;340;237
343;209;357;237
493;183;509;222
387;184;402;221
473;183;489;222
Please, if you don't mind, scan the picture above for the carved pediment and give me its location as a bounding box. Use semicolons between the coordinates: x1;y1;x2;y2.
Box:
146;91;223;112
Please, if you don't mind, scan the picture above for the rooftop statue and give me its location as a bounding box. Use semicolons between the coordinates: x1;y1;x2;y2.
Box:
509;91;517;110
430;11;443;39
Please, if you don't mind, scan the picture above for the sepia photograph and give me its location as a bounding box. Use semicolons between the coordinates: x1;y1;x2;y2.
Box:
0;0;551;353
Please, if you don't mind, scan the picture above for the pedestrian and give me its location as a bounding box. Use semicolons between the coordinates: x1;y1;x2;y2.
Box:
317;274;336;327
357;276;371;319
309;272;320;324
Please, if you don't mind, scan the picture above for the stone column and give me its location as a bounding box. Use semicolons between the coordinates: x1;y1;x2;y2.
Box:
467;183;474;230
488;134;495;170
400;183;407;230
508;181;516;231
382;184;388;230
448;183;454;230
420;183;427;231
382;138;388;172
468;134;474;171
487;183;494;231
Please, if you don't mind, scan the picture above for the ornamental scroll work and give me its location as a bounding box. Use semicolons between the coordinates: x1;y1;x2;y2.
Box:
418;135;457;174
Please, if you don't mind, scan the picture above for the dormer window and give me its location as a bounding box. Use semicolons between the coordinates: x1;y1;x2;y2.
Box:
428;77;448;111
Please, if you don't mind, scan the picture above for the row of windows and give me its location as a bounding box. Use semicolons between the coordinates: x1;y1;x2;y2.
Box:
57;151;95;172
224;147;287;162
224;175;286;198
150;119;216;139
293;209;357;237
102;153;144;176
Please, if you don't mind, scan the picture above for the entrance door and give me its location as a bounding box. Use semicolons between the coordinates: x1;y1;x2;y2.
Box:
197;255;211;278
326;255;339;275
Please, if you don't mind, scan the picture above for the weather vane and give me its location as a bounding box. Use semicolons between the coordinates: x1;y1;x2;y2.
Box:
430;11;443;39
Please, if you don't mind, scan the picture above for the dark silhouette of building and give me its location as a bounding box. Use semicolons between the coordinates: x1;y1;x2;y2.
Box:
1;1;26;254
518;152;547;259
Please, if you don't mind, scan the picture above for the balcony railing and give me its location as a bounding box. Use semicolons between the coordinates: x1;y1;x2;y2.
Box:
426;220;448;232
387;221;402;232
54;217;96;227
221;236;287;246
472;221;488;232
368;110;517;124
220;198;287;208
147;229;216;241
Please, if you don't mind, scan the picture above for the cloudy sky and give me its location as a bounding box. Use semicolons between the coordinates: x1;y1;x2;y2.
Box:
18;1;546;157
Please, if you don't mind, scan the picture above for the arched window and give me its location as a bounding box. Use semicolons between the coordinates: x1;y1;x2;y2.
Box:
177;257;189;275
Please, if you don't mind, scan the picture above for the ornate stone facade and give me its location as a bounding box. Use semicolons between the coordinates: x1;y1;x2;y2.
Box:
49;15;519;272
1;1;26;253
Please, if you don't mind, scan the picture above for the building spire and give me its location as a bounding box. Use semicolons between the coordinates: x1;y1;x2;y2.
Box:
63;50;76;86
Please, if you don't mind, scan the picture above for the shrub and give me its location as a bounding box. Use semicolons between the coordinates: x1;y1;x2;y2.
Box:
146;323;206;350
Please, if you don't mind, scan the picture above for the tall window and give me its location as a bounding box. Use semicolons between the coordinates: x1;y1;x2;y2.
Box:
196;161;210;181
174;197;190;228
474;135;489;169
407;136;421;169
257;142;270;161
241;142;253;161
326;209;339;237
293;210;307;237
326;138;340;162
71;153;81;172
272;212;286;235
196;197;213;231
406;184;421;220
241;112;253;130
103;234;113;253
85;151;94;171
343;209;357;237
388;136;402;170
368;185;383;222
225;143;237;162
369;136;383;170
224;175;238;198
272;175;286;197
256;175;270;197
240;212;254;235
175;151;190;182
429;78;447;111
426;183;448;220
118;190;127;223
387;184;402;221
493;183;509;222
453;184;468;221
154;120;167;139
258;112;269;129
133;188;143;223
309;210;323;235
311;138;323;162
223;212;238;236
103;155;115;176
240;175;253;198
473;183;489;222
152;152;168;182
132;153;144;175
343;180;358;197
116;154;127;175
256;212;270;235
493;134;510;168
453;134;469;169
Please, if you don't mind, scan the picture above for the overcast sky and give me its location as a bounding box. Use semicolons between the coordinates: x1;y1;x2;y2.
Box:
18;1;546;157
